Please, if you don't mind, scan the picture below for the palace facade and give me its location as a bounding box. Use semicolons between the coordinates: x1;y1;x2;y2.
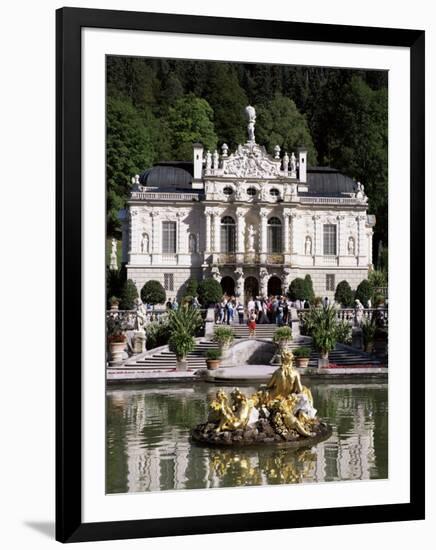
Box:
120;106;375;303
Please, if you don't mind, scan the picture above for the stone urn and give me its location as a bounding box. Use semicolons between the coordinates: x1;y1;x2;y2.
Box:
109;341;126;364
176;357;188;371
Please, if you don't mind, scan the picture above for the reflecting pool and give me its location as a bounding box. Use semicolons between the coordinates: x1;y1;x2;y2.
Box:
106;381;388;493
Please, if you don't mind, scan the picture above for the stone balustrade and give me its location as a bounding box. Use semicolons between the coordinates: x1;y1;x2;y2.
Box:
106;308;208;331
296;307;388;327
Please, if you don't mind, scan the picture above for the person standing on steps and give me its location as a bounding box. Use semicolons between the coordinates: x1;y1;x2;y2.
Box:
248;309;257;338
236;301;244;324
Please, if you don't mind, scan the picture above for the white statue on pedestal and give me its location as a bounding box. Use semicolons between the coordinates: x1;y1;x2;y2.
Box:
305;236;312;256
247;225;256;252
141;232;149;254
134;297;147;332
245;105;256;142
290;152;297;175
110;238;118;270
348;236;355;256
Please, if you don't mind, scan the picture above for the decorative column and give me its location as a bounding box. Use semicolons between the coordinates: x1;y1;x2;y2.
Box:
336;215;345;262
356;214;367;266
236;207;248;263
205;209;212;253
259;208;269;262
150;211;159;265
283;209;291;253
368;229;374;266
213;209;221;253
312;214;321;260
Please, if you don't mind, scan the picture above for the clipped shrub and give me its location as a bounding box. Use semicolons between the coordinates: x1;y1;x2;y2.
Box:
120;279;139;310
304;275;315;302
141;280;166;306
288;278;306;301
212;326;234;347
334;280;354;307
272;326;293;342
355;279;373;306
292;347;311;358
184;277;198;298
197;278;222;306
205;348;221;360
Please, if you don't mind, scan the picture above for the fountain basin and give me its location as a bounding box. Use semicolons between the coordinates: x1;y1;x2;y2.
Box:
191;418;332;448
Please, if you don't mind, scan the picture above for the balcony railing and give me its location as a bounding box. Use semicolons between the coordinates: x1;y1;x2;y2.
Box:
130;191;200;201
266;254;284;265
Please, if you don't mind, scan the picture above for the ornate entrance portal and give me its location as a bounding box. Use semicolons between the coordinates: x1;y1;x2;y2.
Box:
267;275;282;297
244;276;259;302
221;276;235;297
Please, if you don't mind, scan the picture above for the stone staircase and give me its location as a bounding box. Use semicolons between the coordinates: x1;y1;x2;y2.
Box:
219;323;278;339
122;340;219;370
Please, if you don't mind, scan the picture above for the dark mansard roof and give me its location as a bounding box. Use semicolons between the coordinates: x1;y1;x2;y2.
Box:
139;161;193;190
138;162;356;197
304;167;356;196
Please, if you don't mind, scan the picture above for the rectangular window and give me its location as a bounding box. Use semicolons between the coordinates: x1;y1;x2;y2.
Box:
164;273;174;291
323;224;337;256
326;274;335;291
162;221;176;253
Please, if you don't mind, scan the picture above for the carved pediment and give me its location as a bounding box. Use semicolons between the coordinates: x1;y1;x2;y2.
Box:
221;143;280;179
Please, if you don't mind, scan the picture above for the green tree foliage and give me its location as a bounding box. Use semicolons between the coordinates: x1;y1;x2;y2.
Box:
183;277;198;297
119;279;139;310
140;280;166;305
166;94;218;160
197;278;222;306
106;97;156;233
204;63;248;148
288;278;306;301
305;305;338;356
106;57;388;246
355;279;373;306
288;276;314;302
304;275;315;302
256;94;318;165
334;280;354;307
168;306;203;337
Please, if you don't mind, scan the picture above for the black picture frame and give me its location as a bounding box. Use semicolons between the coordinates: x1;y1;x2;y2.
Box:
56;7;425;543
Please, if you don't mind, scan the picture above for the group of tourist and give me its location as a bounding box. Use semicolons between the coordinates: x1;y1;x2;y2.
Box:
214;295;308;328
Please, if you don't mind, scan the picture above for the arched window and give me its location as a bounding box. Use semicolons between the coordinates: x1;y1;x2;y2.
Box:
267;217;282;253
221;216;236;253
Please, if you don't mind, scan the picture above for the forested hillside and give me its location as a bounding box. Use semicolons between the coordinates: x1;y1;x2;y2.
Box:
106;56;388;258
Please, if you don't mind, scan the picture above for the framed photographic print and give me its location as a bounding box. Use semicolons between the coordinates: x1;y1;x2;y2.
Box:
56;7;425;543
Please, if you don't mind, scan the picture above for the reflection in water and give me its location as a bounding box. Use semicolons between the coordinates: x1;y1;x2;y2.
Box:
106;382;388;493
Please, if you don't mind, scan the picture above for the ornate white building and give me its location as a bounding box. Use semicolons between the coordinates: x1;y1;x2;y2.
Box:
120;106;375;302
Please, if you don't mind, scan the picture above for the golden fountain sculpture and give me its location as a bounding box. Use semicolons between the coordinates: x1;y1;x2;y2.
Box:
192;349;331;447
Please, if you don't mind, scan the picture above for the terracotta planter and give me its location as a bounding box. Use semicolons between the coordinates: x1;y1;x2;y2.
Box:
295;357;310;369
206;359;221;370
320;351;329;360
109;341;126;364
278;339;292;352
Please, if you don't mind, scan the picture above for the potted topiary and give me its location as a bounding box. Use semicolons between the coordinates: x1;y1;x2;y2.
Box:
293;347;311;368
212;326;234;355
362;316;377;353
205;348;221;370
272;326;293;351
107;317;126;364
168;331;196;371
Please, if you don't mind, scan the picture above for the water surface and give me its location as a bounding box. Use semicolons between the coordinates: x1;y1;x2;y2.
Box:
106;381;388;493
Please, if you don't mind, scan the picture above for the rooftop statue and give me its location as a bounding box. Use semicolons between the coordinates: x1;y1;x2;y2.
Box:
245;105;256;142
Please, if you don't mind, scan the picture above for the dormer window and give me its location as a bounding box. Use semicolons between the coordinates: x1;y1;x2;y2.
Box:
246;187;257;196
223;187;234;196
269;188;280;197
